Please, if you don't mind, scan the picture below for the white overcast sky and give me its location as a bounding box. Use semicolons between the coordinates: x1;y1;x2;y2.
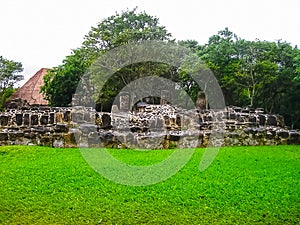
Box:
0;0;299;85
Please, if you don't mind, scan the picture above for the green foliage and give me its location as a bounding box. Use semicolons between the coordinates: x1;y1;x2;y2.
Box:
92;60;178;111
256;41;300;128
41;11;299;128
0;87;16;111
1;145;299;224
41;49;91;106
184;28;300;128
232;40;279;106
82;7;172;52
0;55;23;90
0;55;23;110
41;8;173;107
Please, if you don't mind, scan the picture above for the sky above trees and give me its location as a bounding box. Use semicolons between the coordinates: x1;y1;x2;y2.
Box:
0;0;299;85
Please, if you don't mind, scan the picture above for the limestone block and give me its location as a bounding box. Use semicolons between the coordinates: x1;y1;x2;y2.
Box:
0;132;8;141
16;114;23;126
24;114;30;126
31;114;39;125
54;124;69;133
0;115;9;126
267;115;277;126
40;115;49;125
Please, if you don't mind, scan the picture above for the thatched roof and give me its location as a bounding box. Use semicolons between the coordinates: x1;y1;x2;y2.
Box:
11;68;49;105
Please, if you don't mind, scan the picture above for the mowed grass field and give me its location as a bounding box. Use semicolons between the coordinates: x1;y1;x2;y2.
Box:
0;145;299;224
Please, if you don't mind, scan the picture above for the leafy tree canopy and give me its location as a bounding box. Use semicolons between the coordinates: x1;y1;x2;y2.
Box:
0;55;23;90
0;55;23;110
41;8;173;107
185;28;300;128
41;9;300;128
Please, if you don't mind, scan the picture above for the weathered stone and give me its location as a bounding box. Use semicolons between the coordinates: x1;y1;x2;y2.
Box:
40;135;52;147
200;122;208;129
24;132;36;139
79;124;97;134
237;115;244;122
198;116;203;123
277;130;289;139
63;129;81;147
55;112;64;123
288;131;300;144
148;119;156;129
64;111;71;122
206;115;213;121
119;92;130;111
290;131;300;138
0;115;9;126
267;115;277;126
87;131;99;144
277;115;285;127
233;107;241;112
244;127;255;134
71;111;84;122
101;114;111;128
164;115;170;126
248;108;255;113
229;113;236;120
39;106;50;111
156;118;164;129
100;131;114;144
7;102;18;109
9;132;24;141
0;132;8;141
266;130;276;138
31;126;46;134
0;105;298;148
257;127;266;133
111;105;118;113
31;114;39;125
259;115;266;125
249;116;256;123
170;134;180;141
95;113;101;126
40;115;48;125
256;108;264;114
83;112;92;122
49;113;55;124
44;126;54;133
53;139;64;148
196;91;207;110
160;90;170;105
24;114;30;126
170;117;176;126
55;124;68;133
228;132;240;138
130;126;142;132
16;114;23;126
124;133;135;146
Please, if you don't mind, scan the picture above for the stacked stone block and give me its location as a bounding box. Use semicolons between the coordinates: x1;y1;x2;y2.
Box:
0;105;299;148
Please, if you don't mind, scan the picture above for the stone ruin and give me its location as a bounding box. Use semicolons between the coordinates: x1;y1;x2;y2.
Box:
0;98;299;148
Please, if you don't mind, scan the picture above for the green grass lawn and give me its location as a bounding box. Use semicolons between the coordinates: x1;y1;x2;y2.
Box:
0;145;299;224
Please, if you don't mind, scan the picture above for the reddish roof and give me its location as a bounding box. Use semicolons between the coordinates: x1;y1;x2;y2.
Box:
11;68;49;105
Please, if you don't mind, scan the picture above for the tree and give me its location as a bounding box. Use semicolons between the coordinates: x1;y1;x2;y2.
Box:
0;55;23;91
41;49;91;106
199;29;279;107
264;41;300;128
231;40;279;107
41;8;173;107
198;28;239;106
0;55;23;110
